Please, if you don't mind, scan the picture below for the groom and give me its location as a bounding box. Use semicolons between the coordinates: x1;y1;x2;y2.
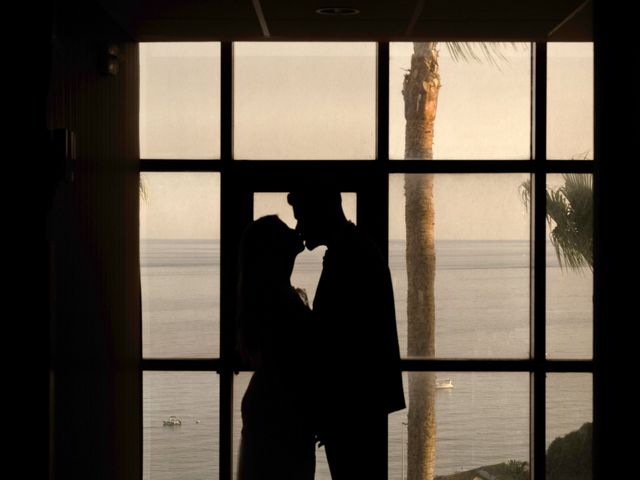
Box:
288;185;405;480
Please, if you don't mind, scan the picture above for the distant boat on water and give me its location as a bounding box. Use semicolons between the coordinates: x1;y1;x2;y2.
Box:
436;378;454;389
163;416;182;426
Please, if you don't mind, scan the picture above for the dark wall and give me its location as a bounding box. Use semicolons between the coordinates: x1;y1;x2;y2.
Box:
593;1;635;477
46;1;140;478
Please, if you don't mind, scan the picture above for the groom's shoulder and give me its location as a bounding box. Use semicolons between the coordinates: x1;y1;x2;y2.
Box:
337;224;385;265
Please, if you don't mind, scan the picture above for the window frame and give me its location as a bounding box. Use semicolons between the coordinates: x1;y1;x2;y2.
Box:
140;41;595;480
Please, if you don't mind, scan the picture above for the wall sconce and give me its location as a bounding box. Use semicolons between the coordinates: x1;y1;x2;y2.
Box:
101;44;121;76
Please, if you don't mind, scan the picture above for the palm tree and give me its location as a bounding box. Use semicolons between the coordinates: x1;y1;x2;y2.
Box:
403;42;439;480
520;174;593;270
402;41;514;480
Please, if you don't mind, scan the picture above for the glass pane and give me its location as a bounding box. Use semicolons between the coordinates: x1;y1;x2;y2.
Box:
546;174;593;359
253;192;357;302
547;43;594;160
233;372;331;480
144;371;219;480
140;42;220;159
389;372;529;478
234;42;376;160
140;173;220;358
546;373;592;479
390;174;531;358
390;42;532;160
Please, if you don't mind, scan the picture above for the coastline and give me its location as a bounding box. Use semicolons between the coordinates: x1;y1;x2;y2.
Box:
435;461;528;480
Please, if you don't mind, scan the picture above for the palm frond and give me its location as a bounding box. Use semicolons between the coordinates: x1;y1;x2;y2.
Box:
445;42;520;69
546;188;585;270
519;174;593;271
140;175;148;201
555;174;593;270
519;178;532;207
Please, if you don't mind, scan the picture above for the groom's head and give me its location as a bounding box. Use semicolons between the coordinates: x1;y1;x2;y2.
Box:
287;183;345;250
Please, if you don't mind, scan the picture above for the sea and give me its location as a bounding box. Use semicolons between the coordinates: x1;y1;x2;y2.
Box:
142;239;593;480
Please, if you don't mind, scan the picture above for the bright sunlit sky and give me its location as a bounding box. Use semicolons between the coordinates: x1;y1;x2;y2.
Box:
139;42;593;241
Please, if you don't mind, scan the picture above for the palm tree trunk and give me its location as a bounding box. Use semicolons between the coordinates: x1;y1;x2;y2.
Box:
403;42;440;480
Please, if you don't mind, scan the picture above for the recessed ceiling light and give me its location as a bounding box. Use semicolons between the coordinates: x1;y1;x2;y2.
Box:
315;7;360;16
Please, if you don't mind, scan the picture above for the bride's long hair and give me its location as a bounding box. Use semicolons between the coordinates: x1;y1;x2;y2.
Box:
236;215;292;367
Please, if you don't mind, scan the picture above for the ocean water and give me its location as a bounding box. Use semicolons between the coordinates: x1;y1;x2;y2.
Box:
142;239;593;479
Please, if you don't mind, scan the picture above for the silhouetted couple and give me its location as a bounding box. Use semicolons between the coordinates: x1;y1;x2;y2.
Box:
236;185;405;480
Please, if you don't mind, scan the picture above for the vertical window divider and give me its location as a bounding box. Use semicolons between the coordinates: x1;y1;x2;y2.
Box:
532;41;547;480
219;40;233;480
220;42;233;164
377;42;390;164
370;42;390;260
376;42;391;475
592;29;602;480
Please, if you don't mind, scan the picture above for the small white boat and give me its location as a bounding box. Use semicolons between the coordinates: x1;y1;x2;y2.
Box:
436;378;454;389
163;416;182;426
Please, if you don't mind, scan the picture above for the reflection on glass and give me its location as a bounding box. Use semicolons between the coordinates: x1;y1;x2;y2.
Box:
140;42;220;159
546;174;593;359
389;372;529;478
546;373;592;479
140;173;220;358
234;43;376;160
253;192;356;303
390;42;532;160
547;43;594;160
389;174;530;358
233;373;332;480
144;372;219;480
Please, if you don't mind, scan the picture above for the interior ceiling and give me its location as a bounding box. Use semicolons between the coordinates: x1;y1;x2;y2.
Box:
96;0;592;42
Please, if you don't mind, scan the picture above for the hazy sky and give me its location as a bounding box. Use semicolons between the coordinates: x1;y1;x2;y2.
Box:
140;172;530;240
140;172;221;240
139;42;592;240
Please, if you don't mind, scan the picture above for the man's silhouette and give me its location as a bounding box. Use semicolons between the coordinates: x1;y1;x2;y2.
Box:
288;186;405;480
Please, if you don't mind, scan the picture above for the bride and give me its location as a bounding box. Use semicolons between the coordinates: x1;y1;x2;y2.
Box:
236;215;316;480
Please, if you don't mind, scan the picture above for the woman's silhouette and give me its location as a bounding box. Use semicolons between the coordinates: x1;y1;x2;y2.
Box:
236;215;316;480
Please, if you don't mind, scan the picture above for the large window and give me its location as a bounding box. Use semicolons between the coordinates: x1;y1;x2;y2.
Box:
140;42;594;480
